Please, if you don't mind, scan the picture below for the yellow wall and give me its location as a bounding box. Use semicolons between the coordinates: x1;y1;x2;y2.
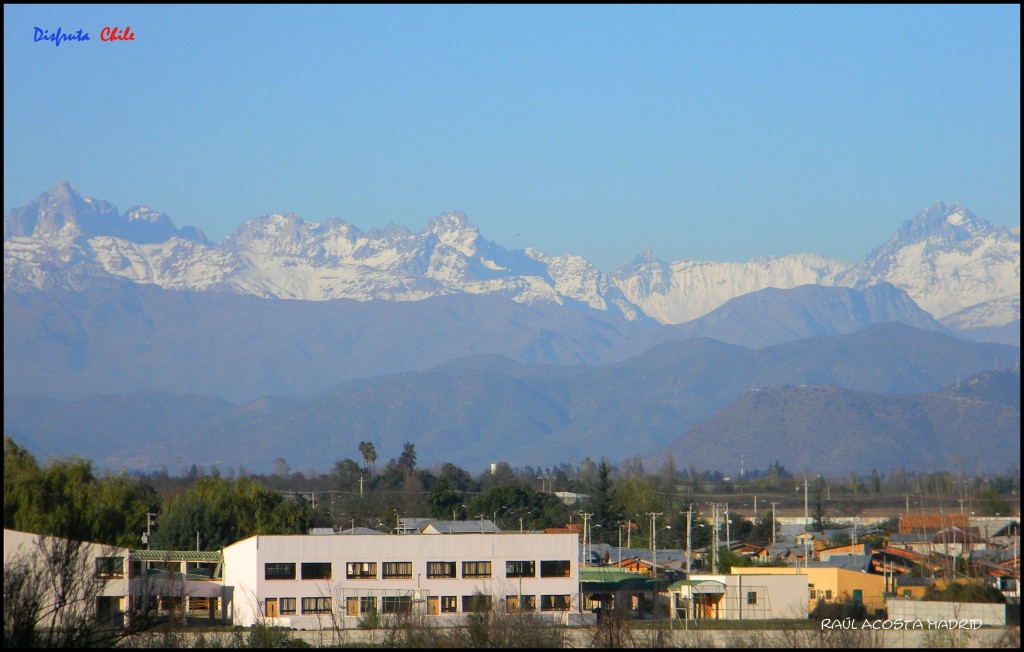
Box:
731;566;885;612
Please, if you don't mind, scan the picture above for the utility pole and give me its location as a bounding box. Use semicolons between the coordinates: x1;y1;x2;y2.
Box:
711;503;720;574
804;476;809;531
770;502;779;547
686;506;693;577
144;512;156;550
646;512;662;580
579;512;593;567
725;503;730;554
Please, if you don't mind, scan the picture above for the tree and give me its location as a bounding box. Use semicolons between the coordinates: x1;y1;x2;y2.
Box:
152;477;311;550
330;458;362;492
398;442;417;474
358;442;377;476
588;459;617;542
426;476;462;519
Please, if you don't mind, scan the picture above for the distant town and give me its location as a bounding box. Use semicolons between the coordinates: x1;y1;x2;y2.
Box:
4;438;1019;647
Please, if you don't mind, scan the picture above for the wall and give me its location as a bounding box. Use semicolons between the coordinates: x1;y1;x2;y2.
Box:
886;598;1006;626
223;532;579;628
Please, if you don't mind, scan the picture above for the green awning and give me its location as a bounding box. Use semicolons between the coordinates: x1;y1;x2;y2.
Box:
581;567;662;591
129;550;222;561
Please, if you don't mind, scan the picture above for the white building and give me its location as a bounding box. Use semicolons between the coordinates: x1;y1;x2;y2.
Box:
669;573;808;621
3;529;226;626
222;532;580;628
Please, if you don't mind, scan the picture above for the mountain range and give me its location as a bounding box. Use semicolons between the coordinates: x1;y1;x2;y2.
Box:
5;182;1019;335
4;324;1018;475
3;182;1020;473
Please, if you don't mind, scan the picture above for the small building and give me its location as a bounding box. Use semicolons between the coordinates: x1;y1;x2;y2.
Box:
732;565;886;614
893;576;934;599
669;573;808;620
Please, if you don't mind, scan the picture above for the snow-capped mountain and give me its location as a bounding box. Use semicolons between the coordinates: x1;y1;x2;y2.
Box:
835;202;1020;321
4;183;1020;331
608;247;850;324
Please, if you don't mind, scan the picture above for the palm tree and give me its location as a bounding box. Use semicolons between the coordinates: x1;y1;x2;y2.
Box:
358;441;377;476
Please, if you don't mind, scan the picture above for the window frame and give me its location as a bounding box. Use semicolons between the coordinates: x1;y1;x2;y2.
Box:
382;561;413;579
462;594;493;612
301;562;332;580
95;556;125;579
540;594;572;612
301;597;332;614
382;596;413;614
265;562;297;581
280;597;296;615
346;561;378;580
540;560;571;578
440;596;458;613
505;560;535;578
427;561;457;579
462;561;492;578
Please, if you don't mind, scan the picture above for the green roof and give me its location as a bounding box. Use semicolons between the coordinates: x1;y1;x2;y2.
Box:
129;550;223;561
580;567;664;591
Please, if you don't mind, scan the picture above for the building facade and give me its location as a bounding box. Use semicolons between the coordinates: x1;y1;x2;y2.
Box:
222;532;580;628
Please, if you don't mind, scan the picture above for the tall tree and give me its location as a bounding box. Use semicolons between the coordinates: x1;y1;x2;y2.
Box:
589;458;617;543
398;442;417;474
358;441;377;476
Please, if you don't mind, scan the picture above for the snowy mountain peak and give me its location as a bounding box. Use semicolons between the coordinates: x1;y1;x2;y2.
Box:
890;202;1010;247
836;203;1019;320
426;211;472;232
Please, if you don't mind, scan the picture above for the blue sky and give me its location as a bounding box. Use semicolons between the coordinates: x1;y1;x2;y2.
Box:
4;4;1020;271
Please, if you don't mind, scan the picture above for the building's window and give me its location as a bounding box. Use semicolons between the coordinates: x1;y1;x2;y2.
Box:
159;596;183;615
301;562;332;580
540;560;571;578
462;561;491;578
95;556;124;579
346;562;377;579
809;589;817;600
506;560;535;578
280;598;296;615
540;595;571;611
383;561;413;579
824;590;833;600
265;562;296;580
462;595;492;612
150;561;181;578
440;596;458;613
747;591;758;605
428;561;457;578
96;596;124;625
348;596;377;615
506;594;536;612
301;597;332;614
382;596;413;614
187;561;220;580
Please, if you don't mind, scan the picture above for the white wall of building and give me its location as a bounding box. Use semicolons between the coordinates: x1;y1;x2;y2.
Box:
223;533;580;628
678;573;808;620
